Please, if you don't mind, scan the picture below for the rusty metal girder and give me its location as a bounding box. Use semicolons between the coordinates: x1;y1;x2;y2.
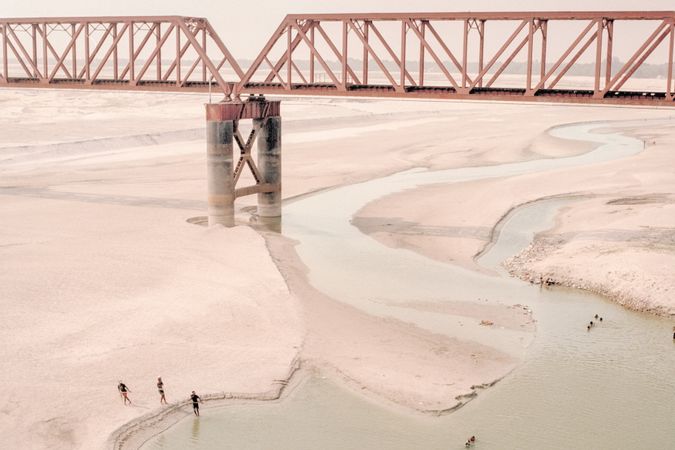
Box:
239;12;675;105
1;13;674;106
0;16;243;96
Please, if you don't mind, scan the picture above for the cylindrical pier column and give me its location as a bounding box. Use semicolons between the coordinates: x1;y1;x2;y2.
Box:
255;116;282;217
206;119;234;227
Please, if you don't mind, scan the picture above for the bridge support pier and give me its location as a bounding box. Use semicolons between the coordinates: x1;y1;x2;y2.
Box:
205;98;282;227
254;116;282;217
206;119;234;227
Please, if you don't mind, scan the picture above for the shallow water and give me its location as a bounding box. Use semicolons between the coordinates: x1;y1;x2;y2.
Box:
143;120;675;449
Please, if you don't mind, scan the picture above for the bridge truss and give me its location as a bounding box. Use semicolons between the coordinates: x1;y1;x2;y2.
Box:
0;16;243;96
1;12;674;106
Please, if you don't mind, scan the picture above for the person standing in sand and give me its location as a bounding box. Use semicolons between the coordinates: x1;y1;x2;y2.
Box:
157;377;167;405
117;381;131;405
190;391;202;416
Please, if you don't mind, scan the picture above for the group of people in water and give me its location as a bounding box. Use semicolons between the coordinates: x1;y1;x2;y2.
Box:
537;275;557;287
117;378;203;416
587;314;604;331
464;435;477;447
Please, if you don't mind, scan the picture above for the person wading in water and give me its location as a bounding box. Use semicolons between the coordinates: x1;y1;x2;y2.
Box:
157;377;167;405
190;391;202;416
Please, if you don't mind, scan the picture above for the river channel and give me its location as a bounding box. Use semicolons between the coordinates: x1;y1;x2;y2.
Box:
143;120;675;449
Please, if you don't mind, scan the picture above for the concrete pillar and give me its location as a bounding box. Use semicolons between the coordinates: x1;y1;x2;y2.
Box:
206;119;234;227
255;116;282;217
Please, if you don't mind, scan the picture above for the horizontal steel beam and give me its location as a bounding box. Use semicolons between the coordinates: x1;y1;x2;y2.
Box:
286;12;675;21
239;83;675;106
0;16;190;24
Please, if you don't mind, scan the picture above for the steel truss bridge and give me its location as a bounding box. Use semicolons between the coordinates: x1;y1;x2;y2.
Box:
1;11;674;106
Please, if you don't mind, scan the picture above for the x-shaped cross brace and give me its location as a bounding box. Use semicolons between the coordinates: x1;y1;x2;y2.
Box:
233;121;264;186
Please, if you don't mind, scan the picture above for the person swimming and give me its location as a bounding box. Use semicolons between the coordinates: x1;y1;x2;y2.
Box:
590;321;594;326
594;314;599;319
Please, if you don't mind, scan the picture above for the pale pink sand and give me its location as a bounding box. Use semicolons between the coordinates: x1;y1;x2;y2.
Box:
354;120;675;316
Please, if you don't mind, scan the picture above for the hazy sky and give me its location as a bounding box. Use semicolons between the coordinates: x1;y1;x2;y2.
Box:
3;1;674;59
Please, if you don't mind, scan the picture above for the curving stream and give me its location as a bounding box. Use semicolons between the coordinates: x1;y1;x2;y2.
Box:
143;120;675;449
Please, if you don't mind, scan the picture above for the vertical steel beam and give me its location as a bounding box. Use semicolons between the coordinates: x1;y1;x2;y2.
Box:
526;19;534;91
342;20;348;86
71;23;77;77
462;19;469;88
540;21;547;83
287;25;292;88
84;23;90;80
400;21;406;88
419;20;426;86
605;20;613;89
667;22;673;98
176;24;181;84
201;27;207;83
362;20;369;84
31;24;37;77
309;23;315;83
155;23;161;80
478;20;485;87
2;24;7;80
42;24;47;79
594;20;604;94
128;21;135;82
112;23;118;79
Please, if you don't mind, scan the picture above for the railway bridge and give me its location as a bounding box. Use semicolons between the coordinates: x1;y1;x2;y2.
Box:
1;12;674;225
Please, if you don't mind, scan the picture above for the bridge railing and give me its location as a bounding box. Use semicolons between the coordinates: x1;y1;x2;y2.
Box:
0;16;243;95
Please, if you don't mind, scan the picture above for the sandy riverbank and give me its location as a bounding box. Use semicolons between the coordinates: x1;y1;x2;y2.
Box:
354;119;675;316
2;88;672;449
